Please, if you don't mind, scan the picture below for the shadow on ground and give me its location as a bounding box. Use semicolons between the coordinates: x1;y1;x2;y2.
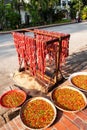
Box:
62;45;87;78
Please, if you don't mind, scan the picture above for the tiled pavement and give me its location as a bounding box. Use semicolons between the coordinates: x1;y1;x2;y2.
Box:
62;45;87;78
0;45;87;129
1;111;87;130
1;76;87;130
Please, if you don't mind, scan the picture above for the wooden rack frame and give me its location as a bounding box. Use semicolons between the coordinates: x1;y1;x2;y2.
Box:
12;29;70;92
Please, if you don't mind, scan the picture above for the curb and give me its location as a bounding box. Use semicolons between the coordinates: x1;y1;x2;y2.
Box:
0;21;76;34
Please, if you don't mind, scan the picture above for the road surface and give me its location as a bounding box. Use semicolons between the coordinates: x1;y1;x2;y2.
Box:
0;21;87;75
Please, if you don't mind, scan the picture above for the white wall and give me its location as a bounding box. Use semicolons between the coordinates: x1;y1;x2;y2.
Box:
20;9;25;24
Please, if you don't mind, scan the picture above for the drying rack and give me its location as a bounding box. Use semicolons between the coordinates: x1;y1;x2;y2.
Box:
12;29;70;93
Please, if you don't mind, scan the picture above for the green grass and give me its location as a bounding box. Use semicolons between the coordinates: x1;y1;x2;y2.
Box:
54;19;72;24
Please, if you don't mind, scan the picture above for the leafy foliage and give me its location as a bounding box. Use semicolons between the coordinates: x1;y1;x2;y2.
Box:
71;0;83;11
23;0;59;25
70;0;87;20
0;0;5;29
5;4;20;29
82;0;87;6
70;0;83;19
81;6;87;19
0;0;21;30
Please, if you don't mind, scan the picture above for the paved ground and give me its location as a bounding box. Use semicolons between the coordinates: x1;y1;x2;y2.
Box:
62;45;87;78
0;43;87;127
0;22;87;127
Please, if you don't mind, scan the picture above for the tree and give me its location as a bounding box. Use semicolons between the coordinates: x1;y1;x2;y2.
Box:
0;0;21;30
70;0;83;19
10;0;22;24
5;3;21;29
0;0;5;29
22;0;59;26
81;6;87;19
82;0;87;6
71;0;83;12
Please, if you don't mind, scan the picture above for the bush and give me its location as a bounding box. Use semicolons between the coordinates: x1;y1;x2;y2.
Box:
81;14;87;20
81;6;87;20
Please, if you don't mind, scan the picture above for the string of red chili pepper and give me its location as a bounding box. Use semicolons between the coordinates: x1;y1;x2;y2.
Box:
25;35;37;75
12;32;25;67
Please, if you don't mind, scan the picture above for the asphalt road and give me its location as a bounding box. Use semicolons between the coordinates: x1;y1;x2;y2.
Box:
0;21;87;75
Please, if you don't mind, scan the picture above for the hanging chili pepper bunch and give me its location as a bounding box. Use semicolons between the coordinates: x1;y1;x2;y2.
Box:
12;29;70;79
